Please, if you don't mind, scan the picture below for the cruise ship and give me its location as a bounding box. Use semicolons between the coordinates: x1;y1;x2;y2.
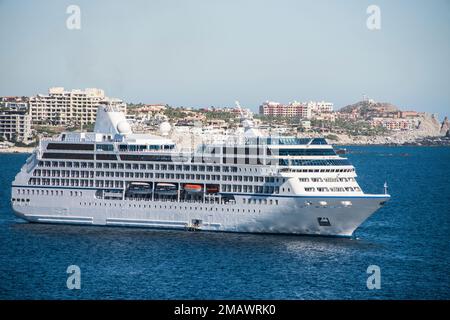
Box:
11;105;390;237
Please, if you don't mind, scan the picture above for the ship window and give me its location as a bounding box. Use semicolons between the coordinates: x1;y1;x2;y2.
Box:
96;154;117;161
278;159;351;167
278;148;336;156
43;153;94;160
96;144;114;151
120;154;173;162
310;138;327;145
47;143;94;151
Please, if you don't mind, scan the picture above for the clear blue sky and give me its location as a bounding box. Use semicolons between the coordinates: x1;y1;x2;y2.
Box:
1;0;449;116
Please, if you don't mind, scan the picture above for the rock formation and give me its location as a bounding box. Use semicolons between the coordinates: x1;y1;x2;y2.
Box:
440;116;449;136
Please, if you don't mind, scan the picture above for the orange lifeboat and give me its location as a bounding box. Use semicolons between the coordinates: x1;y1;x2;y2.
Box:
184;184;203;193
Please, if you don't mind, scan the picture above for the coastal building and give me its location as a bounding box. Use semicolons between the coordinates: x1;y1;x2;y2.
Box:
336;110;360;120
259;101;312;119
313;112;336;122
176;114;206;126
369;117;417;131
207;119;227;129
307;101;334;113
0;102;33;142
229;107;253;118
29;87;126;126
299;120;311;130
1;96;29;105
144;104;167;112
129;104;167;114
260;100;333;119
125;114;136;123
398;111;424;118
153;113;169;124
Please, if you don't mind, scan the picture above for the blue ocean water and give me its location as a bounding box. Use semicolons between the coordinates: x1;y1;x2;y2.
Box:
0;146;449;300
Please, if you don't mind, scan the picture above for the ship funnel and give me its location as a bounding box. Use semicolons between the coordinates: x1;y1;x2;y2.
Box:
94;105;132;136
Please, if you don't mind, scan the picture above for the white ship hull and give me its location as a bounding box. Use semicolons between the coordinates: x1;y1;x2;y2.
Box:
12;188;388;237
10;106;391;237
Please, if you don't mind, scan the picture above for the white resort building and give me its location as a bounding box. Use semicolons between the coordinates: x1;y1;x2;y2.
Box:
29;87;126;126
0;101;32;142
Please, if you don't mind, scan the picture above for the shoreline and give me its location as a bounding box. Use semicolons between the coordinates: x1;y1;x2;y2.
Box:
0;144;449;155
0;134;448;155
0;147;34;154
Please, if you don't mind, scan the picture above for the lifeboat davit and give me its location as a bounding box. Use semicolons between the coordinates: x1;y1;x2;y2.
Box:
184;184;203;193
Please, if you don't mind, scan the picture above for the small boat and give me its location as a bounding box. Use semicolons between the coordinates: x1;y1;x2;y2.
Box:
335;148;347;155
127;182;152;195
184;184;203;193
206;185;219;194
155;183;177;195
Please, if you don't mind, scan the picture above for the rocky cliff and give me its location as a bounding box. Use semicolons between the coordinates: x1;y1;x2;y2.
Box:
440;116;449;136
415;113;441;136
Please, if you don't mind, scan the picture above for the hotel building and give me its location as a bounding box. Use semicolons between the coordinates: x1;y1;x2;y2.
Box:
0;101;32;142
259;101;312;119
29;87;126;126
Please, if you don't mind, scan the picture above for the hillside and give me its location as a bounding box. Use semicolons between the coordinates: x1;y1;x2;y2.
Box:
339;100;399;115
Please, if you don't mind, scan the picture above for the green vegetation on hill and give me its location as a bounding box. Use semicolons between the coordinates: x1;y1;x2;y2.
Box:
67;123;95;132
201;110;235;121
163;107;190;119
14;140;38;147
34;125;66;135
309;118;388;136
332;119;388;136
339;100;399;117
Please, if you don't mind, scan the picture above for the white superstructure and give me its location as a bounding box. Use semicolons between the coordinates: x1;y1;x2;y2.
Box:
11;105;390;237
